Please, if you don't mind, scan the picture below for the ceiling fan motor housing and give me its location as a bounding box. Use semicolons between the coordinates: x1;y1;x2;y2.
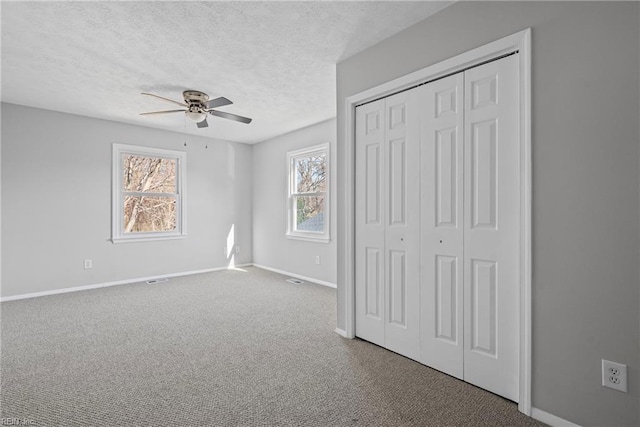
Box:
183;90;209;105
182;91;209;123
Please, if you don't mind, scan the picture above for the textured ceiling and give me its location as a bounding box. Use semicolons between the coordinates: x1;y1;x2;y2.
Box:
1;1;452;144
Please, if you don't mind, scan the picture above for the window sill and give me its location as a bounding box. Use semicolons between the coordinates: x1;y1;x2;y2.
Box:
112;234;187;244
286;233;330;243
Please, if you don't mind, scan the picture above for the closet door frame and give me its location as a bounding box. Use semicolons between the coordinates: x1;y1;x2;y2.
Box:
341;28;532;415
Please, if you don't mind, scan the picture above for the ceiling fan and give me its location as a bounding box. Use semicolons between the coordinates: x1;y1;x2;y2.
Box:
140;90;252;128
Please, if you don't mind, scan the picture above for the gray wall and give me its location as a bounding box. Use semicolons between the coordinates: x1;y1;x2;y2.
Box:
1;103;253;297
252;119;337;285
336;2;639;426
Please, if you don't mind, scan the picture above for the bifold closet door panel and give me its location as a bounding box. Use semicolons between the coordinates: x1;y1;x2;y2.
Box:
418;73;465;379
355;99;386;347
383;90;421;361
355;90;421;360
463;54;520;401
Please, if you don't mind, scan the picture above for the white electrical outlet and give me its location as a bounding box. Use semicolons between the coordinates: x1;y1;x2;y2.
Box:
235;245;240;253
602;359;627;392
84;259;93;269
315;256;320;265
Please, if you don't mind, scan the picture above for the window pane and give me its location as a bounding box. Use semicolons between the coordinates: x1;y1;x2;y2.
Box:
295;154;326;193
124;196;176;233
294;195;325;232
123;154;176;193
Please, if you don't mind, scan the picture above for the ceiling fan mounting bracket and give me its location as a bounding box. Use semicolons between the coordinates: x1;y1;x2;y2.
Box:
183;90;209;105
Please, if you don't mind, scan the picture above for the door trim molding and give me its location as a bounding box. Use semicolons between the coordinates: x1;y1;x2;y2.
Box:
341;28;532;415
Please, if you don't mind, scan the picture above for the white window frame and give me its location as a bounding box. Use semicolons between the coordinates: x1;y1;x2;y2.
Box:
112;143;187;243
286;143;330;242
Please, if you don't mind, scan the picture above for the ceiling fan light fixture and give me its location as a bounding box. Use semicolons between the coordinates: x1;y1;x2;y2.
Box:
185;110;207;123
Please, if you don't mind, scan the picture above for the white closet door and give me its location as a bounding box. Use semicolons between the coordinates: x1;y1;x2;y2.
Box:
383;91;420;360
463;54;519;401
355;91;421;360
355;99;386;347
419;73;465;379
357;54;520;401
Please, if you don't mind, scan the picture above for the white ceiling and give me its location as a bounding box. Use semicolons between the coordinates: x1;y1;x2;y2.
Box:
1;1;451;144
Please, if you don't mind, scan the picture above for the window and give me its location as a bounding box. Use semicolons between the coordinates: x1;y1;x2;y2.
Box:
287;144;329;242
112;144;186;243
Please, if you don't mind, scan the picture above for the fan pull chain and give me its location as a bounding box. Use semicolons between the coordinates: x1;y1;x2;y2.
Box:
183;116;187;147
182;113;208;149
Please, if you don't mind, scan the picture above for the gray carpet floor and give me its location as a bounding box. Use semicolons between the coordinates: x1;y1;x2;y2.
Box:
1;267;546;426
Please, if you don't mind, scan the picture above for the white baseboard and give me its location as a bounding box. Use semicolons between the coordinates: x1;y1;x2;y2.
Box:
1;263;330;302
531;407;581;427
334;328;348;338
0;264;252;302
251;264;336;288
